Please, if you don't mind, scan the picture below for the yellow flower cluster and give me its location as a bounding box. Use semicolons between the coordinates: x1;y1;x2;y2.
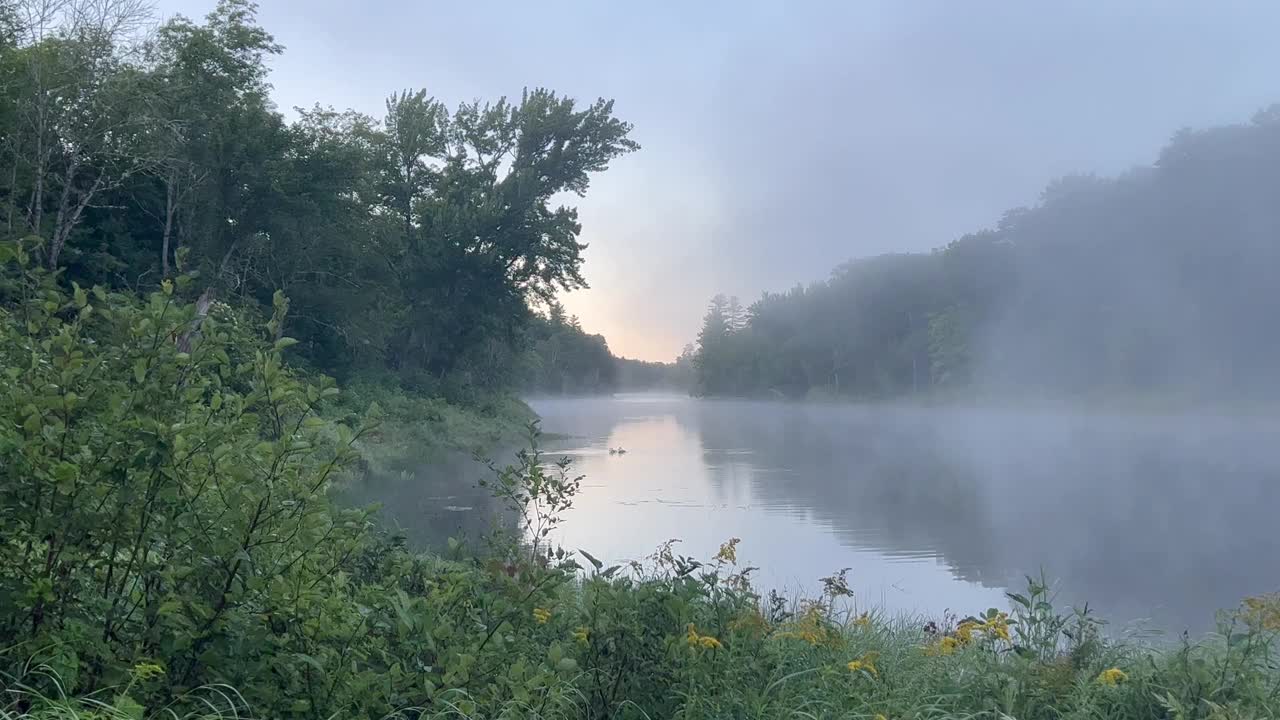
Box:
573;626;590;646
925;636;960;656
532;607;551;625
773;605;836;647
929;612;1012;656
985;612;1011;641
715;537;740;564
1243;594;1280;631
854;612;872;629
846;651;880;678
1097;667;1128;686
686;624;723;650
130;662;165;681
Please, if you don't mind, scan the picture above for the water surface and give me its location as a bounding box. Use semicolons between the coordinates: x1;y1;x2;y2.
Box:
523;394;1280;632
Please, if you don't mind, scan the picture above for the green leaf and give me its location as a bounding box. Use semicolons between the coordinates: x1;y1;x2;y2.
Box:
112;694;145;720
273;336;298;351
133;358;147;384
294;653;327;673
578;549;603;571
53;461;78;484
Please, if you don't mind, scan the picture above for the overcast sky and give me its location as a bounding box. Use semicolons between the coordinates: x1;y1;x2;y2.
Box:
157;1;1280;360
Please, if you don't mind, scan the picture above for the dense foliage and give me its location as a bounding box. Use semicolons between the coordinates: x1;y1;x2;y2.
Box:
0;0;636;402
693;111;1280;403
1;250;1277;719
521;302;617;395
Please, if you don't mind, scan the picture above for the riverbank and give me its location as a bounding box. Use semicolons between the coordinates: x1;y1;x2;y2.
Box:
6;546;1278;719
332;378;536;476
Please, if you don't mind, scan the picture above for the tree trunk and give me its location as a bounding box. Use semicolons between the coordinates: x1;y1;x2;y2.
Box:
28;120;45;236
47;152;81;268
161;169;176;276
48;158;101;269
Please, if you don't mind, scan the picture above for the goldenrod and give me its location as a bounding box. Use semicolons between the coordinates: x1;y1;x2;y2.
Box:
1097;668;1128;686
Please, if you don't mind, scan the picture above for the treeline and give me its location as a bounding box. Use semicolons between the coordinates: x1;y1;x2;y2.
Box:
522;302;689;395
694;109;1280;403
0;0;636;403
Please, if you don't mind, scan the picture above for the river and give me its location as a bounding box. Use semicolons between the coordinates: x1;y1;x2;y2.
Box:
358;393;1280;633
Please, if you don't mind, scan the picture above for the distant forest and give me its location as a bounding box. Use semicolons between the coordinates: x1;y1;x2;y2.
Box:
693;109;1280;404
523;301;691;395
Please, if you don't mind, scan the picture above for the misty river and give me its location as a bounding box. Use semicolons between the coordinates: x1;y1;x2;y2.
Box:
357;393;1280;634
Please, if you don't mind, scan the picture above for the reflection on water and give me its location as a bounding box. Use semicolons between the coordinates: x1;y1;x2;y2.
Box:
528;394;1280;631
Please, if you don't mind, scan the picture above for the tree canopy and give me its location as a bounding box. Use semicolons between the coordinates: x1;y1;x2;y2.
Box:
0;0;638;400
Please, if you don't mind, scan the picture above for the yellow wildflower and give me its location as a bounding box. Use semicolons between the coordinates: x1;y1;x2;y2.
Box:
686;623;722;651
955;621;979;645
772;605;835;646
715;537;740;564
874;715;888;720
130;662;165;681
573;626;590;646
1243;594;1280;631
926;635;959;656
854;612;872;629
985;614;1011;642
846;652;880;678
1097;668;1128;686
532;607;551;625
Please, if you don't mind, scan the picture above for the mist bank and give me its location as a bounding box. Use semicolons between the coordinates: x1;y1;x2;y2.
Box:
690;107;1280;408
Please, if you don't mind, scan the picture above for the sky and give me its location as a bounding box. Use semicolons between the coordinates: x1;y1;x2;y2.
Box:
155;0;1280;361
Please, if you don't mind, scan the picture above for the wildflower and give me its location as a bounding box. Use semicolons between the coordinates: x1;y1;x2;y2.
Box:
984;613;1011;641
874;715;888;720
772;605;833;646
532;607;551;625
572;626;590;646
926;636;959;656
955;621;979;645
846;652;879;678
715;537;740;564
1243;594;1280;631
686;624;722;651
130;662;165;681
854;612;872;629
1097;668;1128;686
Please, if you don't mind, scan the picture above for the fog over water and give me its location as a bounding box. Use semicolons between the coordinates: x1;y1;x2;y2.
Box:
501;394;1280;632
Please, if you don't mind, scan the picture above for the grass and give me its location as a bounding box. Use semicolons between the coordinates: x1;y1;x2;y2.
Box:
332;379;536;475
4;572;1277;719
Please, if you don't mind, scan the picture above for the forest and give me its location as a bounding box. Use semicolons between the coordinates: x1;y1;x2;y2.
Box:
0;0;634;403
692;111;1280;404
